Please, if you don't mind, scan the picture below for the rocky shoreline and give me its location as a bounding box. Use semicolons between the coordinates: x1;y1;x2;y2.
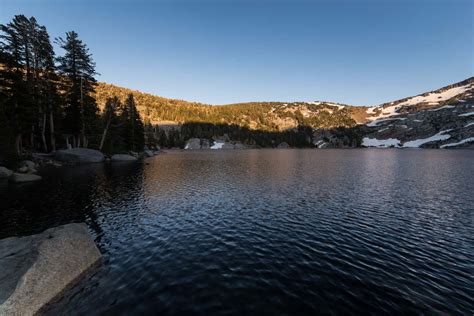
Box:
0;147;161;184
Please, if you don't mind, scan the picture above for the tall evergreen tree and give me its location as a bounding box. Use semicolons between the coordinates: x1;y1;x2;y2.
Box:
33;24;60;152
0;15;38;154
1;15;60;154
56;31;99;148
99;96;121;152
120;94;145;152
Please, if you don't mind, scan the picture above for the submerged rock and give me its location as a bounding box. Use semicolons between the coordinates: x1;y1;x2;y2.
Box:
0;167;13;179
54;148;105;163
9;173;42;183
111;154;138;162
0;223;101;315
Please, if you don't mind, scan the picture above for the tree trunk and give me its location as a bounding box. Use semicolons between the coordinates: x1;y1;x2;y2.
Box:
49;111;56;151
41;113;47;152
30;126;35;150
15;134;22;156
99;119;111;151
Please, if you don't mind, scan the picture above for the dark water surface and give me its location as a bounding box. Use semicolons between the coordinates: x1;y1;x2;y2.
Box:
1;149;473;315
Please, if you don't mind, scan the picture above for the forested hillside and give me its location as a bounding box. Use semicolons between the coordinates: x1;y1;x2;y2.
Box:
95;83;358;131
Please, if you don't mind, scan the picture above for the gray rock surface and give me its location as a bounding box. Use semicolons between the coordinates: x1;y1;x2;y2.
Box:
233;142;246;149
54;148;105;163
0;223;101;316
111;154;138;162
0;167;13;179
184;138;202;150
17;166;29;173
144;150;154;157
21;160;36;170
9;173;42;183
221;142;235;149
201;139;210;149
277;142;290;148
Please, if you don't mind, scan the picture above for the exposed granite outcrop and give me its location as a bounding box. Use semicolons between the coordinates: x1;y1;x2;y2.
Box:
0;223;101;315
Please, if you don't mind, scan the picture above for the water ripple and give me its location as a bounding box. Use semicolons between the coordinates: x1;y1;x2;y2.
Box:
0;149;473;315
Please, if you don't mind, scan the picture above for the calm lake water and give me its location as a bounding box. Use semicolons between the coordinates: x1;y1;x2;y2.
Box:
1;149;473;315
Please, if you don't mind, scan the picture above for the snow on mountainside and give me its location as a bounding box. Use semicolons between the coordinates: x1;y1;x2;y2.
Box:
365;78;474;123
96;77;474;149
360;77;474;149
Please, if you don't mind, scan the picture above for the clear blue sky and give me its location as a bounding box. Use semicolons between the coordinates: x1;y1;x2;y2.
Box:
1;0;473;105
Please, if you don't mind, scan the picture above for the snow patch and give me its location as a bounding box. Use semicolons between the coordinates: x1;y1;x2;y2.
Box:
314;140;327;148
459;111;474;117
464;122;474;128
211;142;225;149
440;137;474;148
368;104;401;120
362;137;401;148
428;105;455;111
402;131;451;148
397;83;473;107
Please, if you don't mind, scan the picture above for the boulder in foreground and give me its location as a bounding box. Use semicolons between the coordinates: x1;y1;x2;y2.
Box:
54;148;105;163
111;154;138;162
0;223;101;315
9;173;42;183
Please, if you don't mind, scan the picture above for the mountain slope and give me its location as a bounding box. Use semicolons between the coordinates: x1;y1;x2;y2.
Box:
95;83;358;131
360;77;474;148
95;77;474;148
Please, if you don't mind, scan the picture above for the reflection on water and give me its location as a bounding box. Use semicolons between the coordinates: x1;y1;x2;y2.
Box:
1;149;473;315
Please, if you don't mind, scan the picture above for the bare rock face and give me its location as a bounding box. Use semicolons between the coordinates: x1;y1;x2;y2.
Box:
9;173;42;183
0;223;101;315
111;154;138;162
54;148;105;163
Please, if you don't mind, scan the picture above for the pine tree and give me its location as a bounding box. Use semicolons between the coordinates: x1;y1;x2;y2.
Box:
56;31;99;148
120;94;145;152
33;24;60;152
1;15;62;153
99;96;120;152
0;15;38;154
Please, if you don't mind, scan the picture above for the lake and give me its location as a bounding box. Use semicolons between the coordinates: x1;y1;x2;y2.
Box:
1;149;473;315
